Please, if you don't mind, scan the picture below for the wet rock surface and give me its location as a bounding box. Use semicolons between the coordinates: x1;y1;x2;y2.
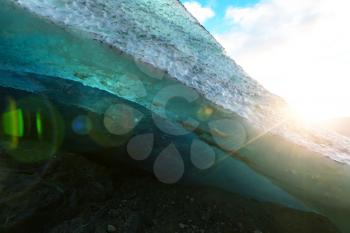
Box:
0;153;340;233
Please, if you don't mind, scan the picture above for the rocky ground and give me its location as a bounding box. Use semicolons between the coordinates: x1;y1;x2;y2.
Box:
0;153;341;233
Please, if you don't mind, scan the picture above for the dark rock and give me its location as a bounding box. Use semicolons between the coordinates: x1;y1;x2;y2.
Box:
0;154;341;233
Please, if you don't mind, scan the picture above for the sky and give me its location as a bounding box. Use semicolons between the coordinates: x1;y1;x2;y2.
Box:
181;0;350;121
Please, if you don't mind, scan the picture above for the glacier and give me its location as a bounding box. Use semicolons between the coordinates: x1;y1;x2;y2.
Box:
1;0;350;232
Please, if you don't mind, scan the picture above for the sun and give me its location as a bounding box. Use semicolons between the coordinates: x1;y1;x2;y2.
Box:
266;76;350;125
291;104;332;124
287;97;347;124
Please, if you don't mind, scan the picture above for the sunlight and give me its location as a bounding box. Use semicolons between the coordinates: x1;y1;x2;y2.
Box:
290;102;335;123
214;0;350;123
285;85;349;123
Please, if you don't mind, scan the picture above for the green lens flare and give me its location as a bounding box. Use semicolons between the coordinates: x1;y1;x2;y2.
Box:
36;111;43;139
17;109;24;137
2;99;24;149
3;109;24;137
1;96;64;163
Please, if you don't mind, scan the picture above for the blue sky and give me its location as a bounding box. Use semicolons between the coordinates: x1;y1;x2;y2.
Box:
181;0;350;120
180;0;260;33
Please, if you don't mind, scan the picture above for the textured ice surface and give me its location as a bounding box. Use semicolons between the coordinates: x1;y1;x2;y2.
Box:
8;0;350;166
11;0;272;117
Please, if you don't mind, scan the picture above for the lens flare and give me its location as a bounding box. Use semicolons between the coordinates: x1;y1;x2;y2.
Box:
0;96;64;163
36;111;43;139
1;98;23;149
72;115;92;136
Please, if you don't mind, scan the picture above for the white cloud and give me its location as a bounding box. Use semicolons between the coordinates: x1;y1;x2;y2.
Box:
183;1;215;24
215;0;350;119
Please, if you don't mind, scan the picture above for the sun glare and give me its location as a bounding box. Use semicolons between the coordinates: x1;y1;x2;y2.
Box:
290;104;333;124
213;0;350;125
286;93;348;124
